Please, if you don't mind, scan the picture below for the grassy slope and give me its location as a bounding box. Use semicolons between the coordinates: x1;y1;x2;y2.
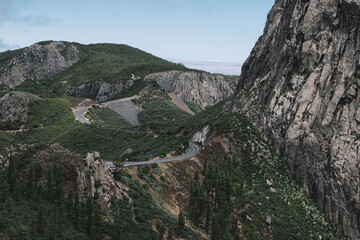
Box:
85;106;131;128
9;42;188;98
57;43;188;86
0;93;186;162
137;95;192;134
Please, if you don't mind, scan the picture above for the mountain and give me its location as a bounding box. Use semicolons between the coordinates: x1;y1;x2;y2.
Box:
0;41;234;104
0;41;187;100
226;0;360;238
0;31;352;239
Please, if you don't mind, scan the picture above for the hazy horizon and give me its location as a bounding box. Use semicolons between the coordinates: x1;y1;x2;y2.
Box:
0;0;274;75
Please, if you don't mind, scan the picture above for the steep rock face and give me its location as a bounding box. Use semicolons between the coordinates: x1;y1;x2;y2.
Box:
226;0;360;238
66;79;135;102
77;152;125;202
145;71;234;107
0;91;29;128
0;41;79;88
32;144;125;203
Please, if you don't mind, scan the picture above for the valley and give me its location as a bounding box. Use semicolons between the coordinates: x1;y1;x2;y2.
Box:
0;0;359;238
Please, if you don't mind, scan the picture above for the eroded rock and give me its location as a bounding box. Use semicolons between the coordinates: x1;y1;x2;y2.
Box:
226;0;360;238
0;91;29;129
0;41;79;88
145;71;234;107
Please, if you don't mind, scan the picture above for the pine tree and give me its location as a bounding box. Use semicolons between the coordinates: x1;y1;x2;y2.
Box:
166;228;173;240
19;225;29;240
177;210;185;235
86;197;93;234
158;222;165;240
37;205;46;234
5;197;13;215
74;190;79;229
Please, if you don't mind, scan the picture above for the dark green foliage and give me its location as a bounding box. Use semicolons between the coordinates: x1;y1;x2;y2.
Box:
188;154;234;239
186;109;346;239
182;97;230;137
56;43;188;86
1;95;184;163
0;146;204;239
0;49;23;69
14;78;58;97
0;119;23;131
85;106;131;128
138;97;191;134
177;211;185;235
0;147;106;239
55;124;183;162
110;172;201;240
26;96;80;129
185;101;203;114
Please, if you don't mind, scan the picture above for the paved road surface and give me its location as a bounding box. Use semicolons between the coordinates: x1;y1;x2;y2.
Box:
74;107;91;124
73;97;200;167
123;142;199;167
103;96;140;125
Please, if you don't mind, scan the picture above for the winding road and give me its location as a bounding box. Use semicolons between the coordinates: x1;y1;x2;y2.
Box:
73;100;200;167
74;107;92;124
123;142;199;167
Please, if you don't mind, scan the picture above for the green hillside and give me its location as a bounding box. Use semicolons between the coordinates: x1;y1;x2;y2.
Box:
53;43;187;86
0;42;188;98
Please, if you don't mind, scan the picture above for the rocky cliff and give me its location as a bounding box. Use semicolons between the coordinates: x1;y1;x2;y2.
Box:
32;144;125;203
145;71;234;107
225;0;360;238
0;41;79;88
77;151;125;202
0;91;29;129
65;79;135;102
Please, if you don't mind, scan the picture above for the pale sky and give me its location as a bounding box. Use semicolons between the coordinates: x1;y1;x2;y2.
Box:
0;0;274;75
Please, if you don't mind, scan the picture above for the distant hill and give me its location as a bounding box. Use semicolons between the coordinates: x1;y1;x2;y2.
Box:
0;41;188;100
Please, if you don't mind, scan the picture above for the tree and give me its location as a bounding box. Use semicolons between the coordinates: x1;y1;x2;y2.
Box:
167;228;173;240
177;210;185;235
85;197;93;234
19;225;29;240
157;222;165;240
5;197;13;215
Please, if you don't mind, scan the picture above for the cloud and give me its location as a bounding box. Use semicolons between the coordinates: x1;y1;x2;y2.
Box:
0;0;60;26
171;59;242;75
0;0;14;23
0;39;20;52
19;15;61;26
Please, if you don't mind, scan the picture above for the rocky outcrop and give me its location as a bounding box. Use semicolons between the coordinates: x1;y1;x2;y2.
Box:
0;91;29;129
0;41;79;88
77;152;125;202
226;0;360;238
66;79;135;102
145;71;234;107
32;144;125;203
191;125;211;145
